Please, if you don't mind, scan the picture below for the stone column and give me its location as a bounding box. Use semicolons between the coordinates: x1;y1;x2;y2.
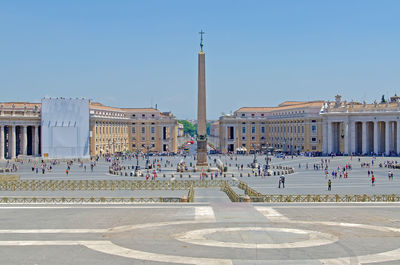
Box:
327;121;332;154
10;126;16;159
0;126;4;160
322;121;328;154
362;122;367;155
373;121;379;154
397;121;400;155
34;125;39;156
22;126;27;155
385;121;390;155
350;121;356;154
343;121;349;155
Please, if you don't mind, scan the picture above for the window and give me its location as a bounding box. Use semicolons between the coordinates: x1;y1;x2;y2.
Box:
261;136;265;140
312;146;317;150
151;137;155;141
141;127;145;134
151;127;155;134
261;126;265;134
311;137;317;142
251;126;255;134
132;144;136;148
142;137;145;141
251;136;255;140
241;113;245;117
142;114;145;118
242;127;246;134
311;125;317;134
242;136;246;140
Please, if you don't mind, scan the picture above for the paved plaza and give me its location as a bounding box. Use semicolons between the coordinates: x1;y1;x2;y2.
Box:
2;155;400;196
0;203;399;264
1;155;400;264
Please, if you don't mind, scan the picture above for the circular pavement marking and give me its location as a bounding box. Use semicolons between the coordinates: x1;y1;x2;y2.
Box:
174;227;338;249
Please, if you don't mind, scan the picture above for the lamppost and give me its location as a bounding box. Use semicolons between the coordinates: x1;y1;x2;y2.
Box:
251;143;258;168
144;144;153;169
265;145;274;170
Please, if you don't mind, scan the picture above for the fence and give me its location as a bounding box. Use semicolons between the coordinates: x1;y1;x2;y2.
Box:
187;186;194;203
0;196;182;204
224;180;400;203
0;179;237;192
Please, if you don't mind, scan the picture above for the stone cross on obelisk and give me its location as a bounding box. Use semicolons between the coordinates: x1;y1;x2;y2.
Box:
196;30;208;167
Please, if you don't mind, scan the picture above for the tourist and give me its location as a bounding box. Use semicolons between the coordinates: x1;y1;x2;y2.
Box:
328;179;332;191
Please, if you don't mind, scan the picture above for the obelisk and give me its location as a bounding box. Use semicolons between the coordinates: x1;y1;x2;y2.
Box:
196;30;208;167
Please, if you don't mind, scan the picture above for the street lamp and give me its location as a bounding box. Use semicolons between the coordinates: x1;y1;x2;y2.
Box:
143;144;153;169
251;143;258;168
265;145;274;170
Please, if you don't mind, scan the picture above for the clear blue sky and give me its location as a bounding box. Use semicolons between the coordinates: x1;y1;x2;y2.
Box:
1;0;400;119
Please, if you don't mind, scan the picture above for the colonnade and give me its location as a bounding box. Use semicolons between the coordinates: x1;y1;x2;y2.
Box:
324;120;400;155
0;125;40;160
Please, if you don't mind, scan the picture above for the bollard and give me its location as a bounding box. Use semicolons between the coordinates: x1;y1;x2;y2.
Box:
189;174;191;178
248;173;250;177
163;174;166;178
240;173;243;177
181;196;188;203
180;174;183;178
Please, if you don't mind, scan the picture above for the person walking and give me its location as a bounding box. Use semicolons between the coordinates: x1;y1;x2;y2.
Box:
281;175;285;188
328;179;331;191
371;174;375;186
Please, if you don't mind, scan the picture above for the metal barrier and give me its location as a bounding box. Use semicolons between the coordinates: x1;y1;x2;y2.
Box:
0;196;182;204
255;194;400;203
221;183;242;202
231;180;400;203
0;179;237;192
187;186;194;203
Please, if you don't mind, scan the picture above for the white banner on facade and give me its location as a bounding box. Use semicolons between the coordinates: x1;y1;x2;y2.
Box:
41;98;90;159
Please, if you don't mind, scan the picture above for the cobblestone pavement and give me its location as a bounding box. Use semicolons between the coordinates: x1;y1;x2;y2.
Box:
1;155;400;263
0;203;399;264
2;155;400;195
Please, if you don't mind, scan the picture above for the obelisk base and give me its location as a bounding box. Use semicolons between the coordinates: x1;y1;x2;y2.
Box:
196;138;208;167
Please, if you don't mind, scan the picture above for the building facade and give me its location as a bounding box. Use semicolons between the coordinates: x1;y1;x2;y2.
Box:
0;103;41;160
219;101;324;154
321;95;400;156
0;100;178;159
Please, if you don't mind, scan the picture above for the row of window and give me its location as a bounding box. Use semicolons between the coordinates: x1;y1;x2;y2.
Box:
95;125;127;135
132;136;157;141
132;127;156;134
238;136;318;143
241;126;266;134
239;110;307;117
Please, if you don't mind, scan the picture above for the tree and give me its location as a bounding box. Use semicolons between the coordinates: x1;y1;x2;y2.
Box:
178;120;196;137
381;95;386;103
